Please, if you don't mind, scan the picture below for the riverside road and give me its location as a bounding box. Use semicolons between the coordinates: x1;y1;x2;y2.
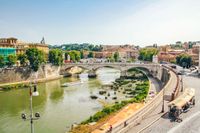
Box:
141;74;200;133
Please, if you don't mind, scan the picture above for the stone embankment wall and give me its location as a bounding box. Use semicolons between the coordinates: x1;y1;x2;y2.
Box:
0;64;61;84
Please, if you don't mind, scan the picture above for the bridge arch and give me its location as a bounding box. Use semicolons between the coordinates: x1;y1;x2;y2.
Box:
63;65;90;71
93;65;122;72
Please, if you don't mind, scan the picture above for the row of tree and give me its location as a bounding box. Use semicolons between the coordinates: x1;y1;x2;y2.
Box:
50;43;103;52
0;48;99;71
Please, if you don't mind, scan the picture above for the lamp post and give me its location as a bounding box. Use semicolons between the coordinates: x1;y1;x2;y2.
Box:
180;74;183;92
161;69;169;113
181;66;185;92
21;83;40;133
161;88;165;113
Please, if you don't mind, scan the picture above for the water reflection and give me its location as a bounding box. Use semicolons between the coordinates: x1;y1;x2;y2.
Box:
0;67;120;133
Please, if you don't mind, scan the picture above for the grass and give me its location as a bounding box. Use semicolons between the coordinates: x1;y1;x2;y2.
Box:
1;83;30;90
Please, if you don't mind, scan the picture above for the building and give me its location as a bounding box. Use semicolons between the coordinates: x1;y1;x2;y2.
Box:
94;52;104;58
188;44;200;65
118;47;138;59
28;43;49;54
0;37;49;55
0;37;26;55
102;51;113;58
158;49;185;63
152;55;158;63
100;44;138;60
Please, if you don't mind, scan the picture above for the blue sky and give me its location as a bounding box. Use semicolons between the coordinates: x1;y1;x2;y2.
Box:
0;0;200;46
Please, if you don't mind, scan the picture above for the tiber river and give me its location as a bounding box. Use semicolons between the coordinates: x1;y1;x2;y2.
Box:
0;67;121;133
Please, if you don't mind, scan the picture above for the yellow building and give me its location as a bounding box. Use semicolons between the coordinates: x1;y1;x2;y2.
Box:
28;43;49;54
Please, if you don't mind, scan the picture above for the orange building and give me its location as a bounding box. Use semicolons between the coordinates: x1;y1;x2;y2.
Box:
158;50;185;63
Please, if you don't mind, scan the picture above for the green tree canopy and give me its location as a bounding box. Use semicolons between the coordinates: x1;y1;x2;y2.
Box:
49;49;63;66
176;54;192;68
7;54;17;67
138;48;158;61
62;43;102;51
17;54;28;66
113;52;119;62
65;50;81;62
80;50;84;59
0;55;4;68
88;51;94;58
26;48;46;72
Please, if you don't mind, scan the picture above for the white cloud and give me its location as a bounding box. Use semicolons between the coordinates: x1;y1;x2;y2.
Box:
86;0;200;46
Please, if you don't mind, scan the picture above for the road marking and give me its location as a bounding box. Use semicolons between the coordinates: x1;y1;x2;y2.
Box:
168;111;200;133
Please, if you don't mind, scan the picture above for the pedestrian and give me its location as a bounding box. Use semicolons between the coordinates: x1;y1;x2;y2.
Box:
109;125;112;132
124;121;127;127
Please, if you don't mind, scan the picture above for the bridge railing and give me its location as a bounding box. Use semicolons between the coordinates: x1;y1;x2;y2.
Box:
63;62;154;65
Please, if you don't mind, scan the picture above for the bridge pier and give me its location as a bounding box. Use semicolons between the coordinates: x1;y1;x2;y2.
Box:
88;70;97;78
120;70;127;78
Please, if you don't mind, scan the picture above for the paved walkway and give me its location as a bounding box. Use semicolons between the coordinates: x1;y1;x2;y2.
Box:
0;75;62;87
127;71;178;133
92;75;162;133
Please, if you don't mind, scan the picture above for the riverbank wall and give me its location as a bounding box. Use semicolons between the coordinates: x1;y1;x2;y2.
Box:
0;64;62;87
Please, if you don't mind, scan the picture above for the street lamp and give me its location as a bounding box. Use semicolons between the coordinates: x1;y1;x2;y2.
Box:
21;83;40;133
180;75;183;92
161;69;169;113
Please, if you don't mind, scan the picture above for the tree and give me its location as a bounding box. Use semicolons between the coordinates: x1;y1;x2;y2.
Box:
26;48;46;72
73;51;80;61
62;43;102;51
176;54;192;68
88;51;94;58
80;50;84;59
113;52;119;62
49;49;63;66
0;55;4;68
66;50;81;62
17;54;28;66
108;57;115;62
7;54;17;67
138;48;158;61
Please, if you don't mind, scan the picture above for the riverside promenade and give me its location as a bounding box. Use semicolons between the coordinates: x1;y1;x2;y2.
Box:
92;75;162;133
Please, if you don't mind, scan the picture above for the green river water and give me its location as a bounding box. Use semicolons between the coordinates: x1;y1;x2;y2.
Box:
0;68;120;133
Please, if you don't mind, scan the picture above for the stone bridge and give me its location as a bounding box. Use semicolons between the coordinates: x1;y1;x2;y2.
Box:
61;63;165;80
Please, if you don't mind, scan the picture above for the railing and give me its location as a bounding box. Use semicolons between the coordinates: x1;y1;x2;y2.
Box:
63;62;154;66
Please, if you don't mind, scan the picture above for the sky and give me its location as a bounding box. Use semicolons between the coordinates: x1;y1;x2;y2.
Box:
0;0;200;46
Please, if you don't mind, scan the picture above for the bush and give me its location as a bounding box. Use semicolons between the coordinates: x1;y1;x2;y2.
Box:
2;83;30;90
